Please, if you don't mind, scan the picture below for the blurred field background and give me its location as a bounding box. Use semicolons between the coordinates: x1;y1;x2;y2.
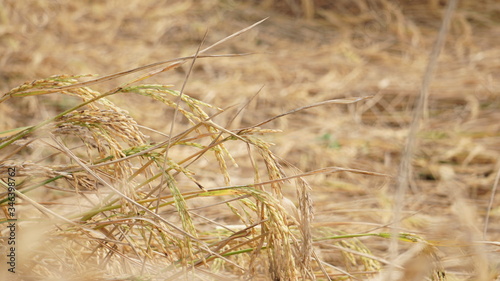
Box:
1;0;500;280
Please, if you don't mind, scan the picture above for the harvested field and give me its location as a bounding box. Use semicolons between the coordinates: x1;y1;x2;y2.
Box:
1;0;499;280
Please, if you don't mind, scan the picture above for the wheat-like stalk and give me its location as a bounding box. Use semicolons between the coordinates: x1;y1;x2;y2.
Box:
0;20;401;281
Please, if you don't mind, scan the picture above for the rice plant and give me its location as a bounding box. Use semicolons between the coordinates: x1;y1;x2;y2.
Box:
0;21;393;281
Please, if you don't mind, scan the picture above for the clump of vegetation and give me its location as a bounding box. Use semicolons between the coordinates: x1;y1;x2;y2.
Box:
0;23;390;280
2;0;499;279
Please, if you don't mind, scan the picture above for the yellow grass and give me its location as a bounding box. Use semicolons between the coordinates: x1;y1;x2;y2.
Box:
1;0;500;280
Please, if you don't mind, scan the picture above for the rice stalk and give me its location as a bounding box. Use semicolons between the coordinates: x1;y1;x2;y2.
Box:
0;19;396;281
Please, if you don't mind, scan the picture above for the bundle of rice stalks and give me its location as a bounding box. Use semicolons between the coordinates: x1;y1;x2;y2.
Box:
0;22;387;281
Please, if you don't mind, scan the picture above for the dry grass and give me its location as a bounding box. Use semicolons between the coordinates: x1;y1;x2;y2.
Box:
1;0;500;280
